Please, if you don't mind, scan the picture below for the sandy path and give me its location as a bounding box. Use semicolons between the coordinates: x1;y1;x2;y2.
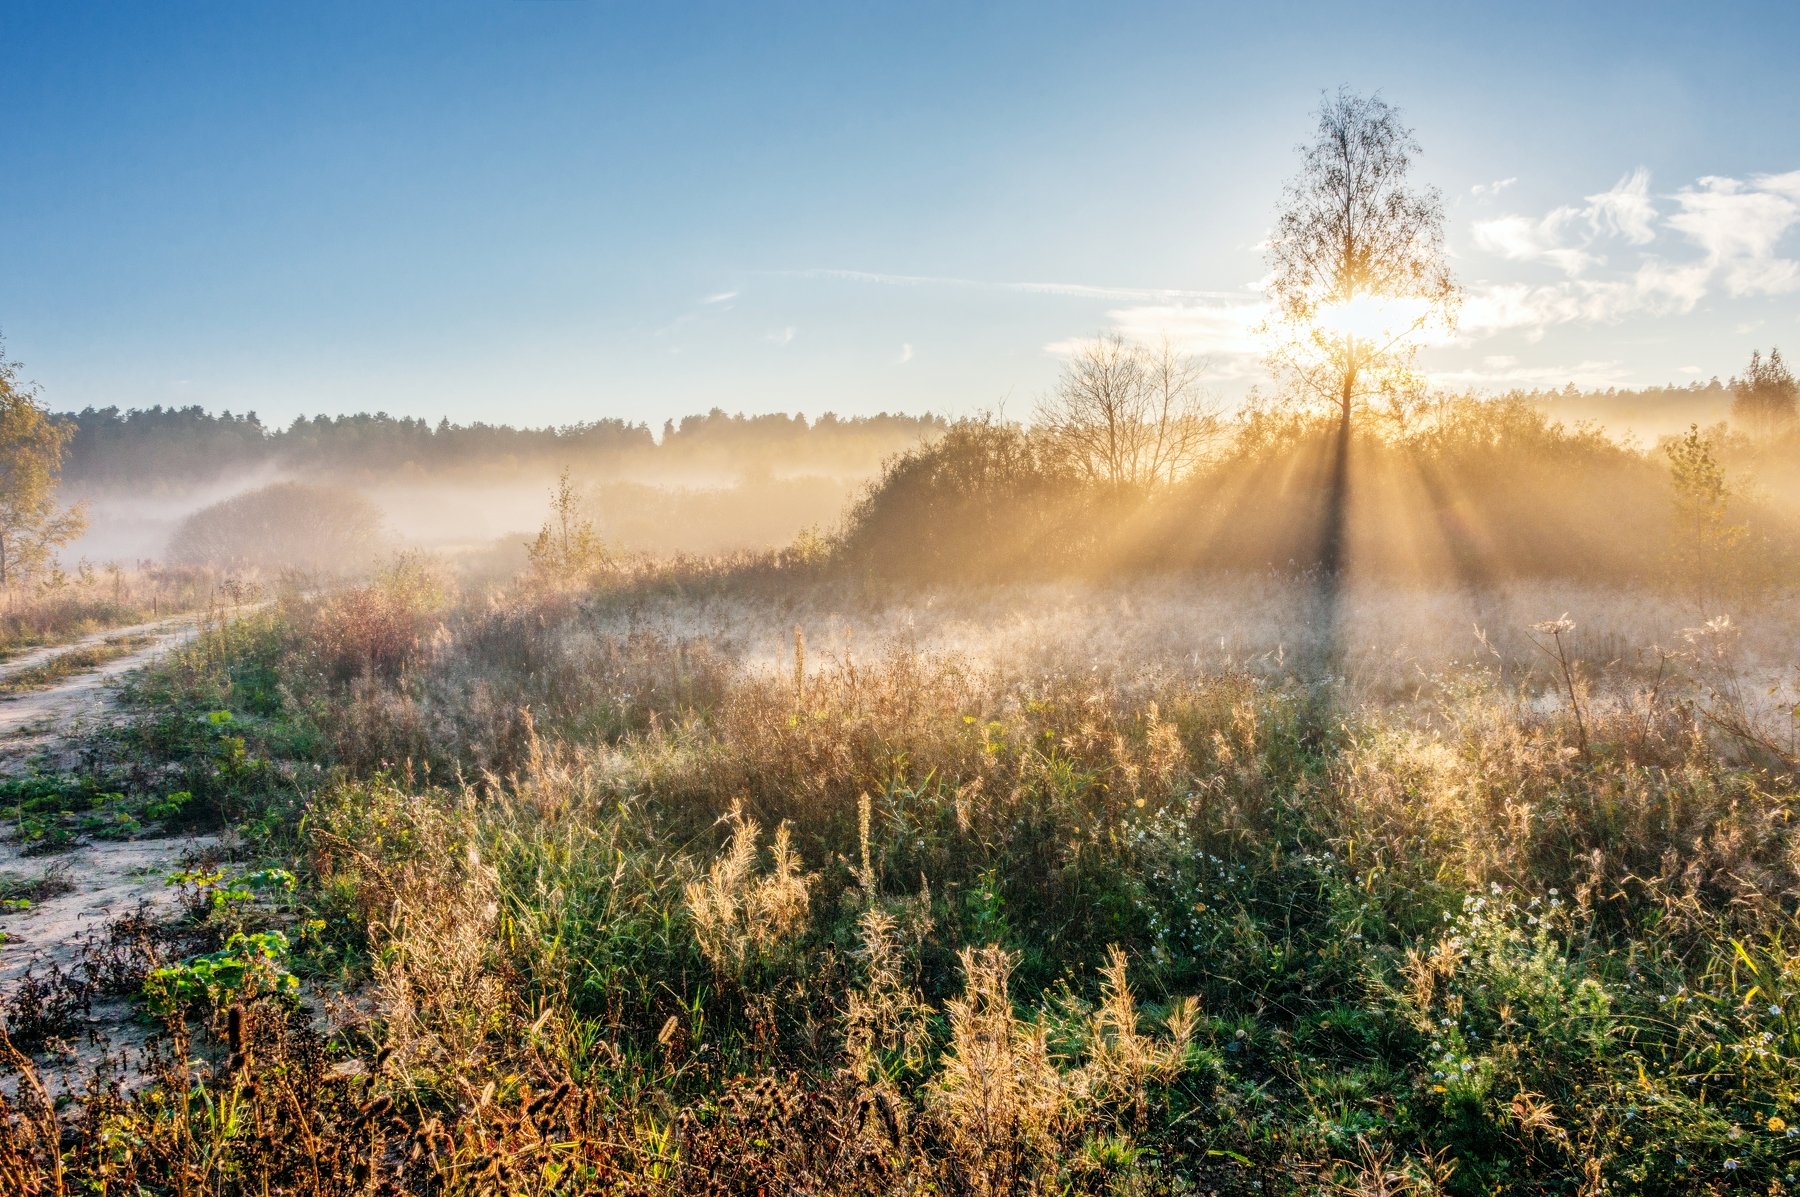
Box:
0;617;222;1088
0;834;222;990
0;614;197;674
0;617;202;766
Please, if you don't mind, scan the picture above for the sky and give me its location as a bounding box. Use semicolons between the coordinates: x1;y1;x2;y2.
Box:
3;0;1799;429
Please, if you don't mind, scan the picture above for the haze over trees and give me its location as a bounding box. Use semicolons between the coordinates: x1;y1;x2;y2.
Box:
167;481;385;573
1731;347;1798;438
55;406;947;492
1034;334;1217;493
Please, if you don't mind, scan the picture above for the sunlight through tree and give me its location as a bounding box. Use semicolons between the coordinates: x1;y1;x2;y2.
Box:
1264;88;1460;429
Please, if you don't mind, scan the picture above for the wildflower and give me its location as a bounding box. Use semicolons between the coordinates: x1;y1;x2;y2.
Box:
1770;1116;1789;1133
1772;1004;1784;1016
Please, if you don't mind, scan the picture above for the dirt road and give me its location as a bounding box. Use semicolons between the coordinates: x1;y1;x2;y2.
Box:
0;617;223;1086
0;616;204;765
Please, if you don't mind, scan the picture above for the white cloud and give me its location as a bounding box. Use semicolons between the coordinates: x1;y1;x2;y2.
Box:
1045;300;1271;376
1461;164;1800;340
1471;177;1518;198
1471;168;1659;277
1472;208;1595;276
1583;168;1656;244
1457;262;1711;341
1470;167;1665;281
1666;174;1800;296
1760;169;1800;201
896;342;914;365
703;290;738;304
765;326;796;347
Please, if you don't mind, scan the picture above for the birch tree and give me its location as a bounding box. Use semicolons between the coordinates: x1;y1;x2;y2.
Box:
1264;89;1460;427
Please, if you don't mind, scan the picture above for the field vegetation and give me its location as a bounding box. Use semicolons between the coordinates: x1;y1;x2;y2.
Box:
1;377;1797;1192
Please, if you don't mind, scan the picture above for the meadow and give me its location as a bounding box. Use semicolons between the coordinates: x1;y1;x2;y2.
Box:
0;391;1797;1196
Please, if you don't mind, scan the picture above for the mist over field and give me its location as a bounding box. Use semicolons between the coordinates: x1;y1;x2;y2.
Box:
51;376;1793;577
51;408;945;566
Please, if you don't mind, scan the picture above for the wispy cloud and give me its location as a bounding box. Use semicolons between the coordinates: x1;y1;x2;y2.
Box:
780;268;1241;302
1473;209;1596;276
765;326;796;347
1471;177;1518;198
1457;266;1711;339
1045;299;1271;376
1463;165;1800;339
896;342;914;365
1667;173;1800;296
656;289;740;336
1470;169;1655;276
1584;168;1656;244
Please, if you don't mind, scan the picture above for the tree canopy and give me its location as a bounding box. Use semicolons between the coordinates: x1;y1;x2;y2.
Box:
0;343;87;589
1264;88;1459;425
1731;347;1797;438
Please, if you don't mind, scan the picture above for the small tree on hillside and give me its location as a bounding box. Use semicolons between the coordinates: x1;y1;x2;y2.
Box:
0;343;87;590
528;468;607;583
1730;348;1798;439
1036;335;1217;493
1664;424;1745;607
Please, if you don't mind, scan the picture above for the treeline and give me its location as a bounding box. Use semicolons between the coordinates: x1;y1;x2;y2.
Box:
57;405;946;490
831;395;1800;589
825;344;1800;589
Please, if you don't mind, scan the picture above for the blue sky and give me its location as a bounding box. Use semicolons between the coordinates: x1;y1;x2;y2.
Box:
3;0;1799;428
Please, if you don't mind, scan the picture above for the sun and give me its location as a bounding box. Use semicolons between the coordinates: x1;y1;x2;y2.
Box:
1312;292;1436;347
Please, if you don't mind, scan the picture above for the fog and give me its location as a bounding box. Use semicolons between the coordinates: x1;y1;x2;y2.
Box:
52;386;1800;577
63;463;879;568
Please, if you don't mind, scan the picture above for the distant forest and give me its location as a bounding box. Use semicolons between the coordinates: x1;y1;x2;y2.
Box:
55;382;1737;495
1504;379;1732;440
55;405;949;491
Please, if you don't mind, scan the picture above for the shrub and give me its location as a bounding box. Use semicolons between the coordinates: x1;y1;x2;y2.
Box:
167;480;385;573
833;417;1099;583
308;552;449;681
